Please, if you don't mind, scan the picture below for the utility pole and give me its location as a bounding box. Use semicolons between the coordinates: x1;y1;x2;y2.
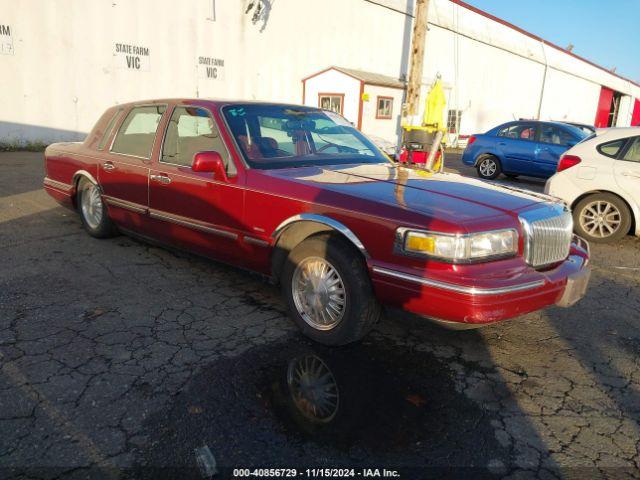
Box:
404;0;429;122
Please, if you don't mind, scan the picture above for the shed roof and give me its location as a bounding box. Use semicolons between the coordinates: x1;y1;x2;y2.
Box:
303;66;406;89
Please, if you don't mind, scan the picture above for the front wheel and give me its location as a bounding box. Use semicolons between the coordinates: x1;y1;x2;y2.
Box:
281;234;381;345
476;155;501;180
77;179;117;238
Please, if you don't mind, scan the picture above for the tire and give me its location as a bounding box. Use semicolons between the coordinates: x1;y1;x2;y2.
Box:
476;155;501;180
573;193;631;243
77;178;117;238
281;234;381;346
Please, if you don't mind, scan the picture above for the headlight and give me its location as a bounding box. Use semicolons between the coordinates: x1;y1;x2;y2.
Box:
397;228;518;262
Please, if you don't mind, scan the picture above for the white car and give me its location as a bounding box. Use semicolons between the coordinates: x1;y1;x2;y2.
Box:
545;127;640;243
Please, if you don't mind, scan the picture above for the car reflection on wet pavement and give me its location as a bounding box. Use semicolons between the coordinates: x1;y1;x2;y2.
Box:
132;336;505;478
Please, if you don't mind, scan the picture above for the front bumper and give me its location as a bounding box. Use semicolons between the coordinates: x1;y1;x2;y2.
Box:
370;236;590;327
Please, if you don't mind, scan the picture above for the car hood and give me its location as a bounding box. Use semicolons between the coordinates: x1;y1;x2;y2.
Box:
263;163;556;226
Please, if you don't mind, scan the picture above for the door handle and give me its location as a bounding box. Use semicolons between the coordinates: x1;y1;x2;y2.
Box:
103;162;115;171
622;171;640;178
150;174;172;184
498;142;506;146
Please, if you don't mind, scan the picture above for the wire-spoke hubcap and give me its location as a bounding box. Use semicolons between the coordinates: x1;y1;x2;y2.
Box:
81;183;103;229
287;354;339;423
479;158;497;177
579;200;621;238
292;257;346;331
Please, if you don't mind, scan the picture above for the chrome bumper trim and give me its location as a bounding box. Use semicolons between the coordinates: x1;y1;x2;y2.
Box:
149;209;238;240
372;266;546;296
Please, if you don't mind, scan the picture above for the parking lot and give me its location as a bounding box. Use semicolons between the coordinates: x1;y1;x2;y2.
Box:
1;151;639;478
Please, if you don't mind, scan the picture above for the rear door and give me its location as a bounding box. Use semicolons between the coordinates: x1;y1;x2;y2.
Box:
148;104;244;262
534;124;577;178
614;136;640;207
99;104;167;229
495;123;539;174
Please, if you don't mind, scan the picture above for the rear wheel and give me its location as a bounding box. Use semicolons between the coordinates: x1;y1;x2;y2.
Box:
573;193;631;243
77;179;117;238
476;155;501;180
281;234;381;345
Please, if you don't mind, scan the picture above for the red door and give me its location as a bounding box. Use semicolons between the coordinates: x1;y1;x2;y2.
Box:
632;99;640;127
147;105;244;262
594;87;614;128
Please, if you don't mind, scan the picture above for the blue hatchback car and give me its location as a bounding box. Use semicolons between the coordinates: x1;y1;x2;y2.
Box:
462;120;589;180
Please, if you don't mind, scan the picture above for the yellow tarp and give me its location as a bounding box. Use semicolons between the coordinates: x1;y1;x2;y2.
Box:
423;79;447;132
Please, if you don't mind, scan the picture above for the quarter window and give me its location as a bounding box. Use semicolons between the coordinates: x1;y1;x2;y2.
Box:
111;105;165;158
498;124;537;141
376;96;393;119
97;110;122;151
622;137;640;163
598;139;626;158
161;106;230;169
318;94;344;115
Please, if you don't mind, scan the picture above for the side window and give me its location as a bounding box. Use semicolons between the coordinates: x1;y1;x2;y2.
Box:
161;106;230;169
622;137;640;163
597;139;626;158
540;125;574;146
111;105;165;158
97;110;122;150
498;124;536;141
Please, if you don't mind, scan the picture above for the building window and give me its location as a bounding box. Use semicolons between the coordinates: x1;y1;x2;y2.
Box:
318;94;344;115
376;96;393;119
447;110;462;134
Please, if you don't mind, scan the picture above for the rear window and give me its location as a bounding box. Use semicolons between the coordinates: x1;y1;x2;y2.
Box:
111;105;166;158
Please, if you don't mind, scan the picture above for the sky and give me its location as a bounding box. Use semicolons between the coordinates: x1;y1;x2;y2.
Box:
463;0;640;83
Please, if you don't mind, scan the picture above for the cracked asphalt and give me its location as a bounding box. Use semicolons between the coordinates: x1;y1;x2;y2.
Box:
1;151;639;479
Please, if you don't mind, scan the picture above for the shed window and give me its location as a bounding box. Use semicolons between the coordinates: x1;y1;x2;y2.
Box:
318;94;344;115
447;110;462;134
376;96;393;119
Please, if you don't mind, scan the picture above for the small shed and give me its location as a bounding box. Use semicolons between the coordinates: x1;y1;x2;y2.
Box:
302;66;406;144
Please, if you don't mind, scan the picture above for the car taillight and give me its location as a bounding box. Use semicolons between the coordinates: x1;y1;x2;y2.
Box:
467;135;476;146
557;155;581;172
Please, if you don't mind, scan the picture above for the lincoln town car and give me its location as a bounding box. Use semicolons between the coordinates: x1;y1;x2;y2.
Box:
43;99;591;345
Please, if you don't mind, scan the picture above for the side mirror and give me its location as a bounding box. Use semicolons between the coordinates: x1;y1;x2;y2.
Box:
192;151;228;182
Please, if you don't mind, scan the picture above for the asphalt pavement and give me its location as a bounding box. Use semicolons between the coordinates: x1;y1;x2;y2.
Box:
1;151;639;479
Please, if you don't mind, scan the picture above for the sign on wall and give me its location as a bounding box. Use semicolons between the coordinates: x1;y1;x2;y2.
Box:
198;56;225;81
0;24;13;55
114;43;150;71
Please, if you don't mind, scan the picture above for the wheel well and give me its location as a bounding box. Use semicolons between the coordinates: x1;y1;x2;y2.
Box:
572;190;636;234
71;171;100;209
270;221;365;281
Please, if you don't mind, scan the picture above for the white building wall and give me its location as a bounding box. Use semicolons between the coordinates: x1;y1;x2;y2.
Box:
302;71;361;126
0;0;410;144
1;0;639;145
360;85;404;142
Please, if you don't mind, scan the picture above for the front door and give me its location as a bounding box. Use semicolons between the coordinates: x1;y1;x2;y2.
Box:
148;105;243;261
99;104;167;229
614;136;640;207
495;123;538;174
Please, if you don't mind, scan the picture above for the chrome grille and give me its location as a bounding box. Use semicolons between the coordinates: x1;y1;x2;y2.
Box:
519;204;573;268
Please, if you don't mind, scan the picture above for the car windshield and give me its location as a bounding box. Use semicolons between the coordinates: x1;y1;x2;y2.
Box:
222;104;388;169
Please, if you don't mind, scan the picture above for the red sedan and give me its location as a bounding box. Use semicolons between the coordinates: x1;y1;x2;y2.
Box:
43;99;591;345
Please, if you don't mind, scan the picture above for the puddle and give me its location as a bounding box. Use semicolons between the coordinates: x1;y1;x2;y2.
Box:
131;336;506;478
